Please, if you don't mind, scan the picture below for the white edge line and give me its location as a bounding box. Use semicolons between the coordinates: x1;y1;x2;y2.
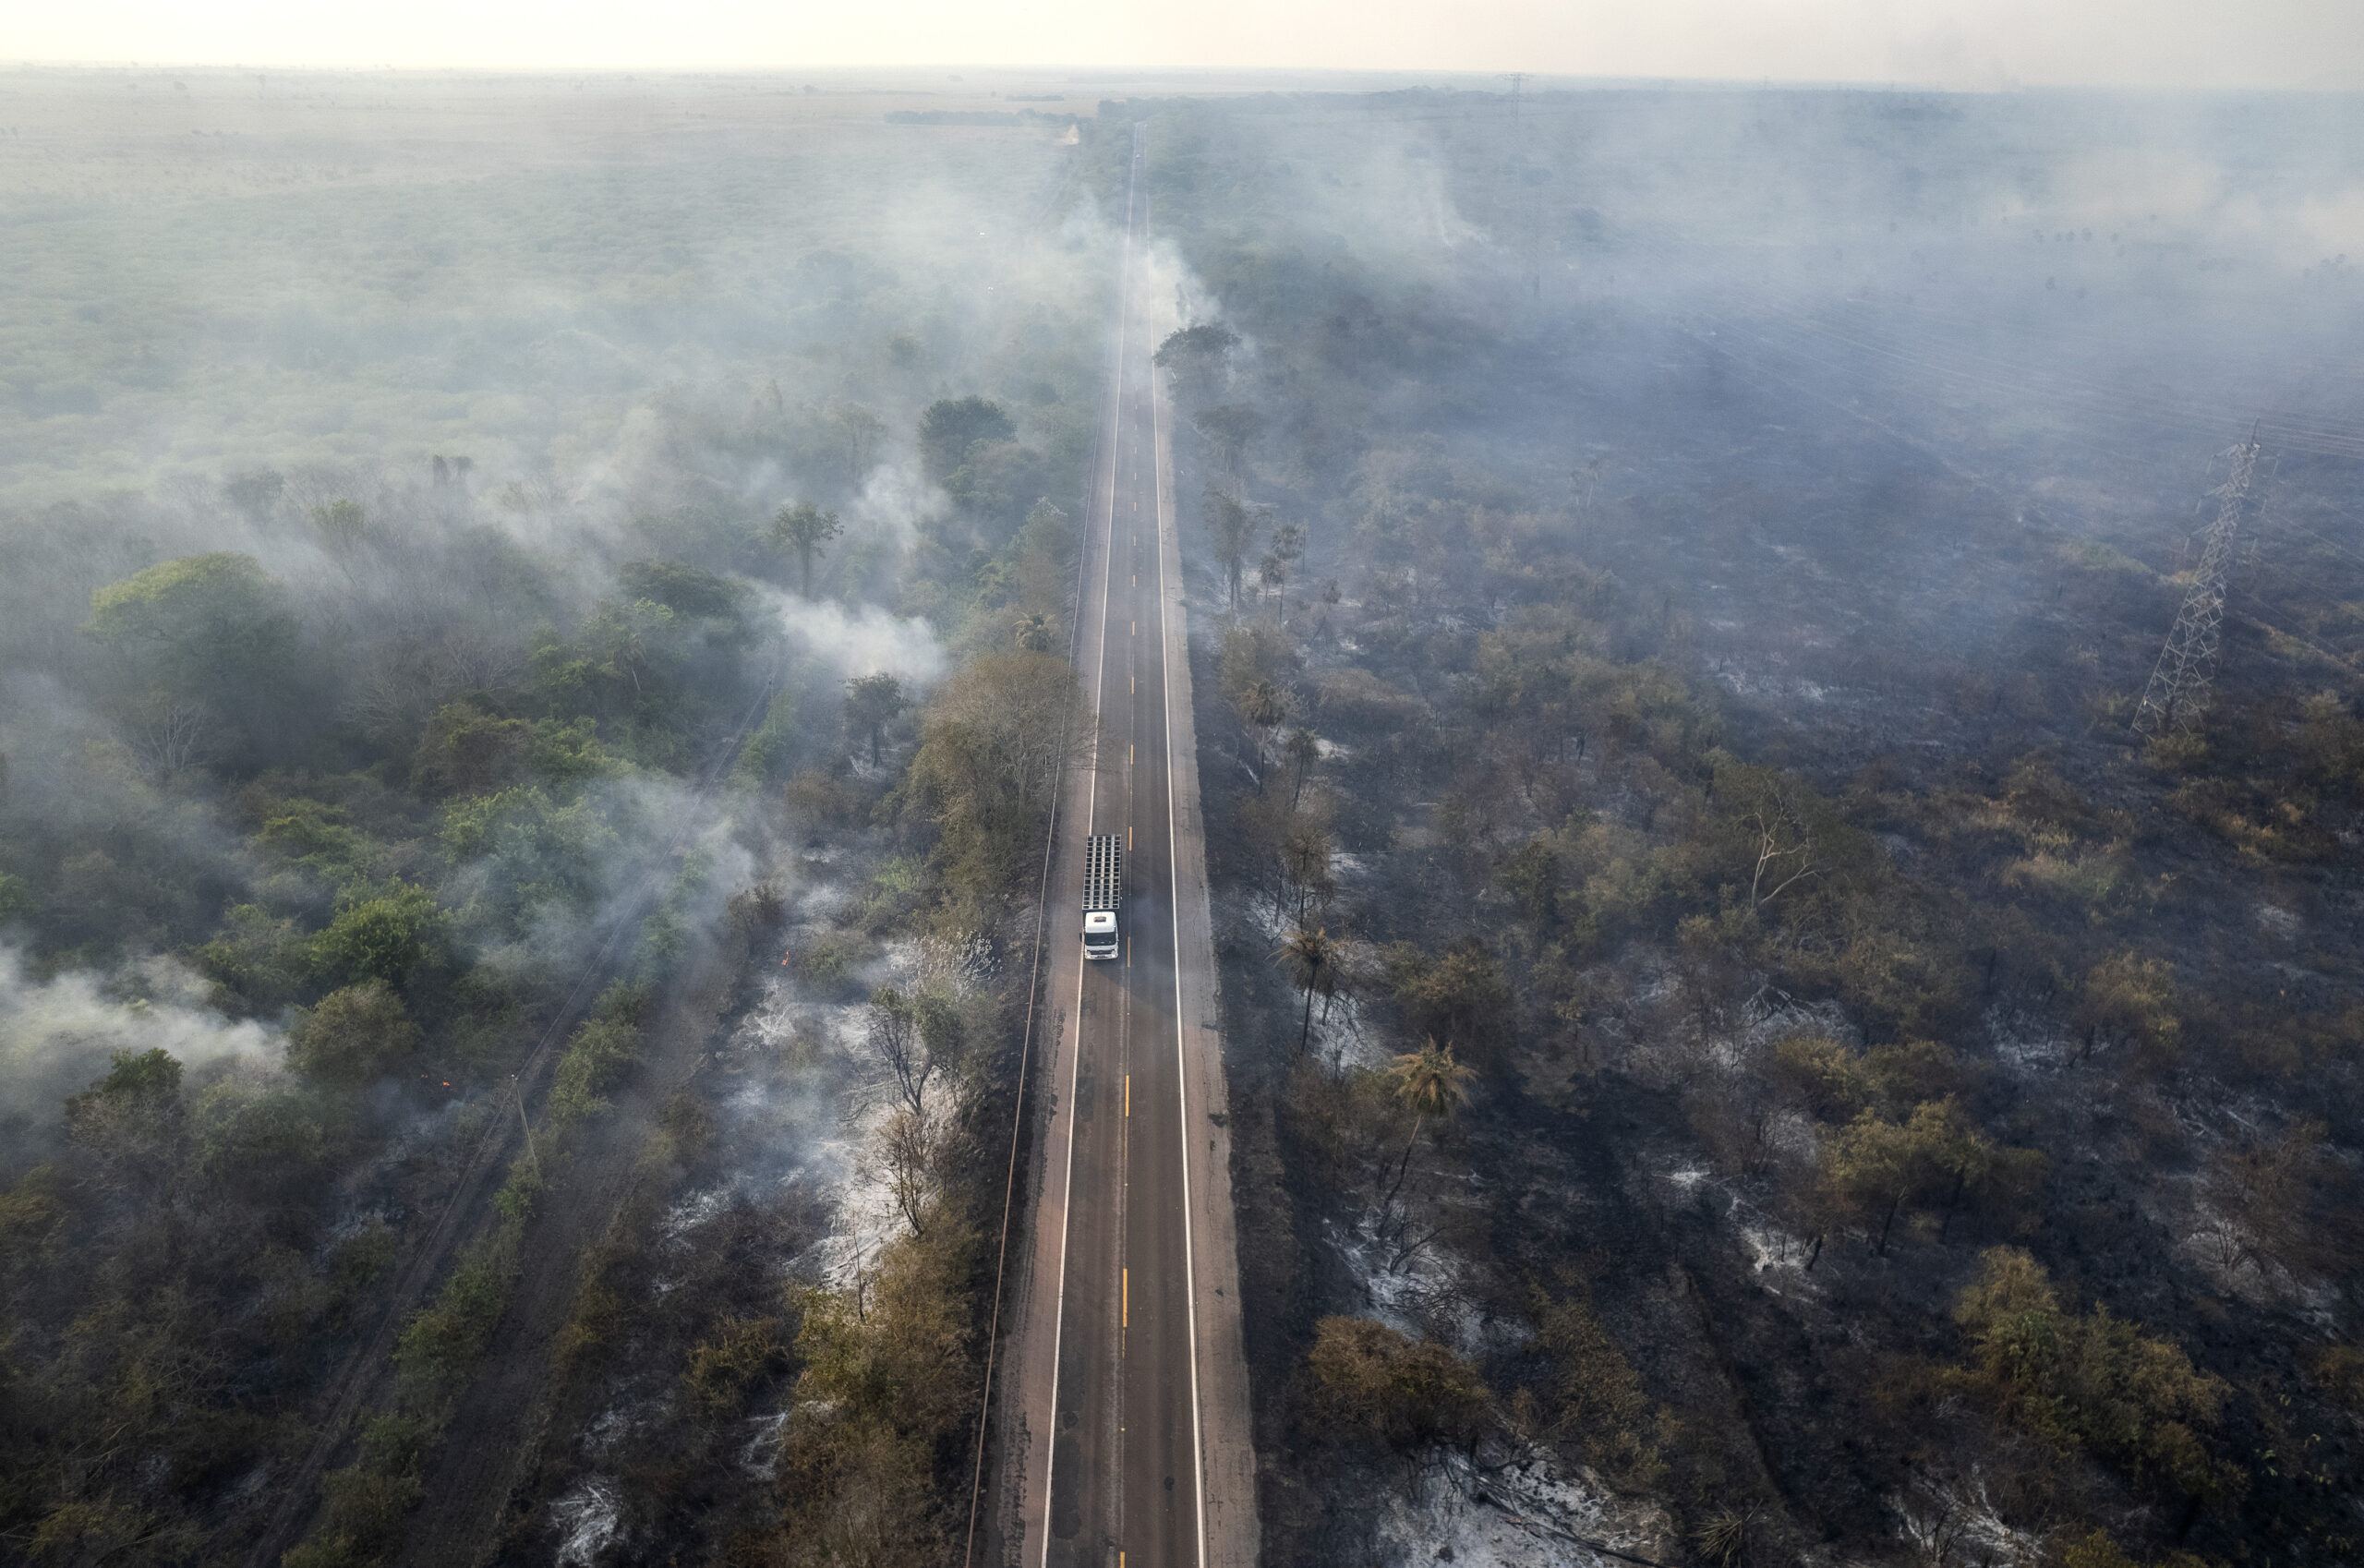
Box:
1144;165;1212;1568
1039;126;1137;1568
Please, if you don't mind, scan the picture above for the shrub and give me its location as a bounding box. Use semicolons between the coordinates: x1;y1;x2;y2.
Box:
549;1016;641;1125
1528;1290;1670;1491
1307;1316;1490;1452
1950;1248;2235;1502
683;1315;789;1413
394;1230;519;1402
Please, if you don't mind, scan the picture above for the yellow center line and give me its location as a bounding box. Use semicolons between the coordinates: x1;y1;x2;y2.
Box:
1123;1268;1128;1329
1125;1074;1130;1117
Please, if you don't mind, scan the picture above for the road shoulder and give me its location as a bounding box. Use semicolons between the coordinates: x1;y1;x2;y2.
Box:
1152;337;1260;1568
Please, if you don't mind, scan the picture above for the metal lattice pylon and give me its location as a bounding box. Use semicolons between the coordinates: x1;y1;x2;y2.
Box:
2133;430;2262;737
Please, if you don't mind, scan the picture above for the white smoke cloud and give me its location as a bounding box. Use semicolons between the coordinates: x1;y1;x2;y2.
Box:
847;459;947;556
0;947;283;1147
765;590;947;687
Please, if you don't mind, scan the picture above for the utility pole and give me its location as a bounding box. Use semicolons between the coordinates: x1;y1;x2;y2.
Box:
513;1074;541;1179
2132;428;2262;737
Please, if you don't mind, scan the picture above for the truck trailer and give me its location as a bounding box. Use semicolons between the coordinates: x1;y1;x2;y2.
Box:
1083;833;1121;960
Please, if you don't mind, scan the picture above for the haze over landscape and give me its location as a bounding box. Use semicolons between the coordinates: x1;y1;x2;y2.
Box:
3;6;2363;1568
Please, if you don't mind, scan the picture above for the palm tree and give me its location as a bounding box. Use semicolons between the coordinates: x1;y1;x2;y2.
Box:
1285;726;1320;808
1274;925;1340;1059
1380;1038;1475;1218
1238;678;1289;778
1012;611;1057;653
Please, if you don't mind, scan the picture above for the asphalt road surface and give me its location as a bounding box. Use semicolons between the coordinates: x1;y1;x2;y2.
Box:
1000;123;1257;1568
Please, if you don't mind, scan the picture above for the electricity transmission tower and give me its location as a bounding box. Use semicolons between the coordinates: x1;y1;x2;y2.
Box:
2132;428;2262;737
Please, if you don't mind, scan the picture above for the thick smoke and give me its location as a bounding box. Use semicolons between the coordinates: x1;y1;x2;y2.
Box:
0;947;281;1155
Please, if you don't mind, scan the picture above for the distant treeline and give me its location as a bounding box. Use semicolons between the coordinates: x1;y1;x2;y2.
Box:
885;109;1079;127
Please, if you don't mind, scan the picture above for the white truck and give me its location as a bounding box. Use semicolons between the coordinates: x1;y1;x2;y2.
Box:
1083;833;1121;960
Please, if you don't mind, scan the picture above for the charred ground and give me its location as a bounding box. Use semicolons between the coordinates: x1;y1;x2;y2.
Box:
1118;88;2364;1568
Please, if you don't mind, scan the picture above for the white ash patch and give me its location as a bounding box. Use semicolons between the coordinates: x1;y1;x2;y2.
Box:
657;1185;733;1248
1374;1445;1673;1568
551;1475;623;1568
1327;1212;1502;1357
1891;1474;2043;1568
809;1094;904;1291
1763;1105;1821;1164
737;1410;791;1480
791;880;849;921
1739;1220;1820;1287
864;935;927;990
579;1396;670;1463
1315;737;1355;760
1240;891;1295;948
1665;1164;1713;1193
1984;1002;2074;1072
1741;988;1854;1049
1309;989;1387;1075
2254;902;2299;940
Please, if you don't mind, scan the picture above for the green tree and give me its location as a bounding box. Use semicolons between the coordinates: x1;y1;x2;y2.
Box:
1951;1247;2235;1502
917;395;1016;483
1496;833;1562;928
895;652;1090;930
771;501;845;597
414;700;532;797
311;883;445;990
1203;489;1258;610
289;981;423;1084
2073;950;2182;1069
63;1049;186;1190
1385;938;1514;1067
1819;1097;2042;1256
439;785;619;930
845;672;911;766
311;498;367;557
1153;322;1239;404
86;553;301;753
1192;403;1264;486
88;552;297;670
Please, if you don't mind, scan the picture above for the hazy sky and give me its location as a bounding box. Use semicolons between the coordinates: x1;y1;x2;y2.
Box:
10;0;2363;90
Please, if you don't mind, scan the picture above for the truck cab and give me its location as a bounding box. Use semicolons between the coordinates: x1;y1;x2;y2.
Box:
1083;909;1118;960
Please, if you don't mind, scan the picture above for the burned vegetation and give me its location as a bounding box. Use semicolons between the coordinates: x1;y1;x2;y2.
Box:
1124;90;2364;1567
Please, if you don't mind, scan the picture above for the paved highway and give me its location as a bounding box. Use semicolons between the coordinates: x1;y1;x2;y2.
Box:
997;123;1257;1568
